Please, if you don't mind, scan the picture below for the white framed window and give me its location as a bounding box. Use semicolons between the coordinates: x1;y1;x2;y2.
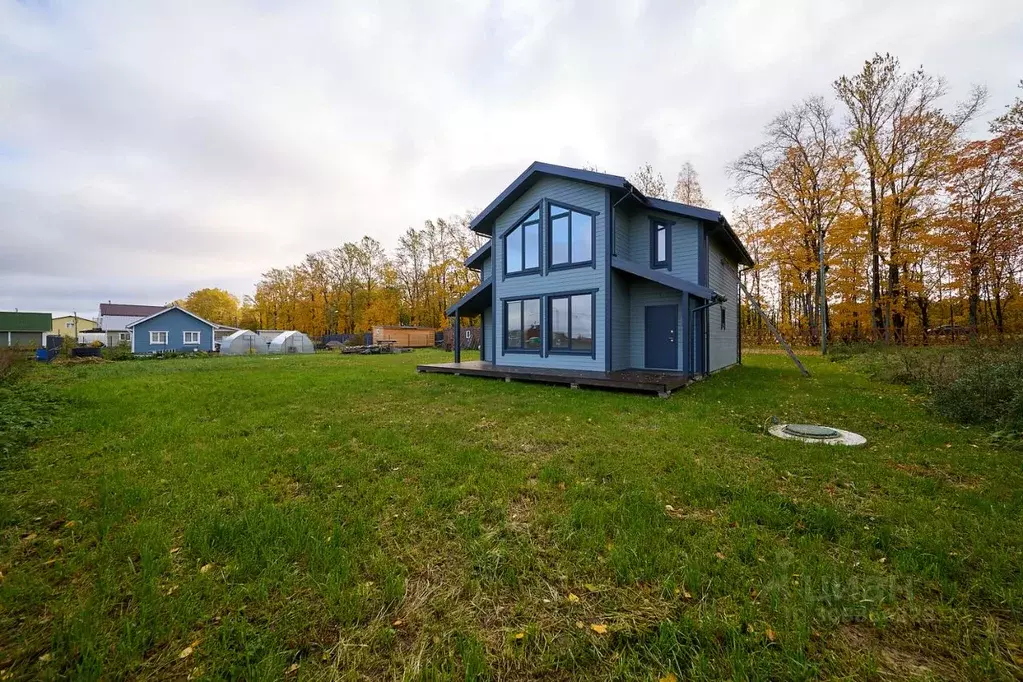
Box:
183;331;201;345
150;331;168;345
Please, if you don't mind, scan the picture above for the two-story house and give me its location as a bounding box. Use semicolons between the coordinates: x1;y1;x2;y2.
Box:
419;162;753;395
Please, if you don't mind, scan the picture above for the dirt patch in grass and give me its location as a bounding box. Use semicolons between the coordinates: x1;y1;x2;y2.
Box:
888;461;983;490
837;622;963;679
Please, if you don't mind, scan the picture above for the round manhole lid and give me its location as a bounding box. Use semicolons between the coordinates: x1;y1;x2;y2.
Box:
782;423;841;440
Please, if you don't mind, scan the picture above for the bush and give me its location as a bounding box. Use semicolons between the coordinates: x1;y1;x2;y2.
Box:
837;343;1023;436
0;348;30;385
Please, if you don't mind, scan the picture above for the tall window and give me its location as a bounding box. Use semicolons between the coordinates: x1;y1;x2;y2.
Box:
504;208;540;275
549;293;593;353
720;308;726;330
149;331;168;345
549;204;594;268
650;219;671;269
505;298;541;351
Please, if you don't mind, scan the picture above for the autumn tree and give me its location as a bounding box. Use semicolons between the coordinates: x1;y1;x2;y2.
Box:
629;163;667;199
730;96;854;350
672;161;707;207
175;288;240;325
833;53;985;341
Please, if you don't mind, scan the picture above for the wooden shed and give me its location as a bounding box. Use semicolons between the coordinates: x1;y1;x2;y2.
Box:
372;325;437;348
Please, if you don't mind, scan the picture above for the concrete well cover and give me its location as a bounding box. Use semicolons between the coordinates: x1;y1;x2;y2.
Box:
769;423;866;446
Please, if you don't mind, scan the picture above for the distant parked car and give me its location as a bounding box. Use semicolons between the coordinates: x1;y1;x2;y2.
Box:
927;324;967;336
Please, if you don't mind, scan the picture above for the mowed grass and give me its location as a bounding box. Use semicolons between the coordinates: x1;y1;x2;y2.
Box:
1;350;1021;680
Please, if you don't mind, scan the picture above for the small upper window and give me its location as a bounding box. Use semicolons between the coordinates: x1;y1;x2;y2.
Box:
150;331;168;345
504;208;541;275
651;219;671;269
184;331;201;344
549;204;594;268
720;308;726;330
65;321;74;328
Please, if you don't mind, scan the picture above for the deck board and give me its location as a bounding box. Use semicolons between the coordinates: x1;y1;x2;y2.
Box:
416;360;690;396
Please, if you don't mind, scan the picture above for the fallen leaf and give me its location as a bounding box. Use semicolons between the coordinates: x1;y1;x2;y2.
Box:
575;621;585;629
566;592;580;603
682;589;692;600
23;533;37;542
659;674;678;682
392;619;404;627
584;584;598;592
64;521;77;529
766;628;776;642
200;564;213;574
170;547;181;554
514;632;524;640
179;646;194;659
38;654;52;663
590;624;608;635
287;663;299;674
715;552;726;560
665;504;675;512
557;482;566;491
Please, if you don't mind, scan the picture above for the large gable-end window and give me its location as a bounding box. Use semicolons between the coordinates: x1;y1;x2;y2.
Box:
650;218;673;269
504;298;541;352
549;292;594;354
549;203;594;269
149;331;168;345
504;207;541;276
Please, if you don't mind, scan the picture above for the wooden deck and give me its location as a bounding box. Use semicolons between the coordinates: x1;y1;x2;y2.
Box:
416;360;691;397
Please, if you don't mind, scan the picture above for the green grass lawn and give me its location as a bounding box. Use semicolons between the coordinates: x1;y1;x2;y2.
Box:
1;350;1021;680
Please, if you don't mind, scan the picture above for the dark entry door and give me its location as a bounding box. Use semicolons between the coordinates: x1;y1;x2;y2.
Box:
644;304;678;370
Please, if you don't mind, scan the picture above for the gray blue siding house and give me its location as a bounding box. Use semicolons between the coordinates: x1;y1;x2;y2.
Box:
126;306;216;354
438;162;753;385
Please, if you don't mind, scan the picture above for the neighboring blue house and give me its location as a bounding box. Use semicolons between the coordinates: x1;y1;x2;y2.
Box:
126;306;216;354
437;162;754;380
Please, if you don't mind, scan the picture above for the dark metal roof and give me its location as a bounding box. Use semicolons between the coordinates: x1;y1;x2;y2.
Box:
463;241;491;270
445;279;492;317
0;311;51;332
99;303;165;317
611;258;718;300
467;161;753;267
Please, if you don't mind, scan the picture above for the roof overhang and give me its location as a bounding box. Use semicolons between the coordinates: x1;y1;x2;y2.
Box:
125;305;217;329
445;279;492;317
463;241;491;270
611;257;718;300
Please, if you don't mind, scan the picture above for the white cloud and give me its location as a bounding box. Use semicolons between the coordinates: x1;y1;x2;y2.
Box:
1;0;1021;315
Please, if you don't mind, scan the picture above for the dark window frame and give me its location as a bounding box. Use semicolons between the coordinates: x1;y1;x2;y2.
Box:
720;307;726;330
649;217;674;270
547;201;597;272
502;296;542;354
501;202;542;278
546;289;597;358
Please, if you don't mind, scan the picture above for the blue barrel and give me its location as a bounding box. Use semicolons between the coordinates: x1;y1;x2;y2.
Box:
36;348;50;362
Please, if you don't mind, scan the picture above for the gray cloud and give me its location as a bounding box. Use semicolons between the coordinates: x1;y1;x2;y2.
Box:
1;0;1021;317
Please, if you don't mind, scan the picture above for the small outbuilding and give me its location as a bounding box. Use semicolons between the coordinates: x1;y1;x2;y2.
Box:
268;330;315;354
219;329;268;355
0;311;51;348
372;325;436;348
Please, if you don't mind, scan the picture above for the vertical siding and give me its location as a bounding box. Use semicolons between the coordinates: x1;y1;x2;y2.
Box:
483;306;494;362
133;309;215;354
610;270;631;370
613;206;630;259
493;176;605;371
707;240;740;371
627;280;685;370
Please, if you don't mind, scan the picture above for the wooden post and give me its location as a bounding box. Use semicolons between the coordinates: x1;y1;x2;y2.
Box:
739;280;810;377
453;315;461;364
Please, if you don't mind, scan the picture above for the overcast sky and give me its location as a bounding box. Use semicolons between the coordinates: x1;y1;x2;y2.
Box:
2;0;1021;318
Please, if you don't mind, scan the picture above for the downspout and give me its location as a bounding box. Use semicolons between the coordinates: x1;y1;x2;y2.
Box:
688;294;725;377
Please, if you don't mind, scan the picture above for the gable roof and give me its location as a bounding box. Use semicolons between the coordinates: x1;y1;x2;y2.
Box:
124;305;217;329
0;311;51;332
99;303;166;317
467;161;753;267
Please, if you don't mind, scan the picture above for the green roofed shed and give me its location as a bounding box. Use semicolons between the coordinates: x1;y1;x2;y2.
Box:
0;311;52;348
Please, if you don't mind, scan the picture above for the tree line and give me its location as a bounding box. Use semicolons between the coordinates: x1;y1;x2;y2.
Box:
729;53;1022;346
